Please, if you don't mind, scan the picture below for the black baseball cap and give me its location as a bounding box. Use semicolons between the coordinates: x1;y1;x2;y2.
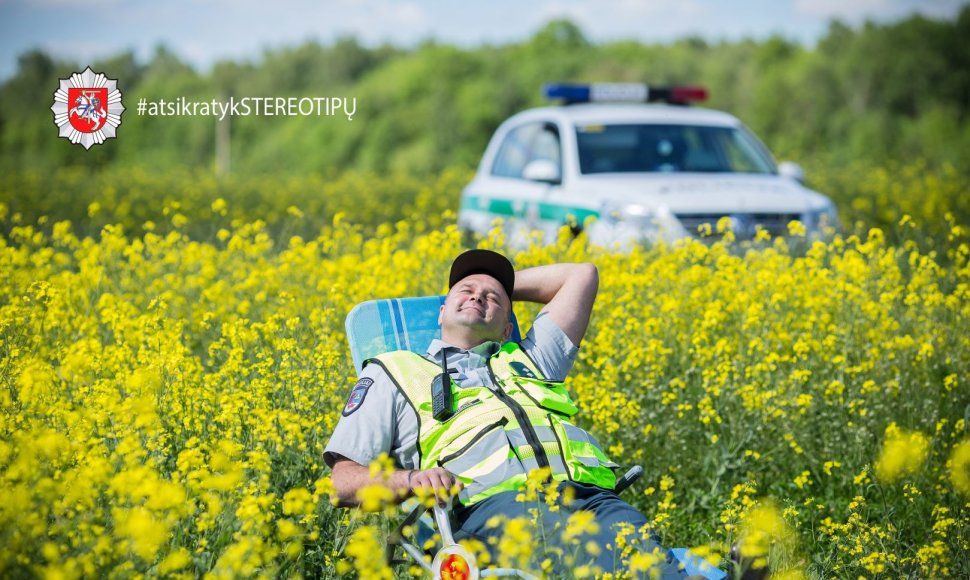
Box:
448;249;515;300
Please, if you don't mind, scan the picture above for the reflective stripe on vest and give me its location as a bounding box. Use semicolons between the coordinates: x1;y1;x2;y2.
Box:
367;343;617;505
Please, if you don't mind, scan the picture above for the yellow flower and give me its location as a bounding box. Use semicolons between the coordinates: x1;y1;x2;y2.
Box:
282;487;314;516
158;548;193;574
737;500;794;571
354;483;396;512
496;517;535;571
114;506;169;562
562;510;600;544
875;424;930;482
276;518;302;540
628;549;665;578
368;453;396;480
458;538;492;567
211;198;228;215
948;439;970;496
787;220;806;237
343;526;392;579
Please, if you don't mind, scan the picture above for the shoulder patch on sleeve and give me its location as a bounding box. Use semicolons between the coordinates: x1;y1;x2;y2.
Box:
342;377;374;416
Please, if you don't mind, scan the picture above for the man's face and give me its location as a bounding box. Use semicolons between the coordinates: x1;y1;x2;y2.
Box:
439;273;513;344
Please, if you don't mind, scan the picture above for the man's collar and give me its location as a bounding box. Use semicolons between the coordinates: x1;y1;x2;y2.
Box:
425;339;450;359
427;338;502;359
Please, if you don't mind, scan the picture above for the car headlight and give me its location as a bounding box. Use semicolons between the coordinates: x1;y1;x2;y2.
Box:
602;202;654;224
593;202;688;244
802;202;840;234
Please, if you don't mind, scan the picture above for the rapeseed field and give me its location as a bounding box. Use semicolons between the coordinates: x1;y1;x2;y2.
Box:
1;166;968;578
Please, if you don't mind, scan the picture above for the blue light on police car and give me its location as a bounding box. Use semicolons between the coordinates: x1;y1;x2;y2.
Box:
544;83;648;103
543;84;593;103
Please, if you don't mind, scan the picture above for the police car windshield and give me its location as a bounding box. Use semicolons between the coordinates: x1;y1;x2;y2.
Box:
576;124;776;175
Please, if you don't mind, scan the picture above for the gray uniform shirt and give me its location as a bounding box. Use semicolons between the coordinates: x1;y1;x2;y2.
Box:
324;313;578;469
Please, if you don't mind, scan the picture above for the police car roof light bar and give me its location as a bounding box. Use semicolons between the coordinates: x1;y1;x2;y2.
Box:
542;83;708;105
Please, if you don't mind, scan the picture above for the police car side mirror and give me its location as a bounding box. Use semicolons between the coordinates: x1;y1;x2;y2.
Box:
778;161;805;183
522;160;561;185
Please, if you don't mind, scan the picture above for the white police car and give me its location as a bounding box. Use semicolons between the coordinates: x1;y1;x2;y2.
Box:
458;83;838;246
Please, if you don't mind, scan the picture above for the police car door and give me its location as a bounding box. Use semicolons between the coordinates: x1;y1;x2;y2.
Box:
478;121;563;245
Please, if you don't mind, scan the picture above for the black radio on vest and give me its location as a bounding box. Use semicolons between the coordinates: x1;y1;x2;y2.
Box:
432;349;454;421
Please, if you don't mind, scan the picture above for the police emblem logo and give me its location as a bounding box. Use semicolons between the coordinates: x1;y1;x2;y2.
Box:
51;67;125;149
342;377;374;416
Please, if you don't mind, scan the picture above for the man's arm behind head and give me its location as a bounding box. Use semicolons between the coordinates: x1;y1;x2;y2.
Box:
512;263;599;348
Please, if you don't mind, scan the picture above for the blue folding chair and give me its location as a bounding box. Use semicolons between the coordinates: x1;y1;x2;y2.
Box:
345;296;522;373
344;297;726;580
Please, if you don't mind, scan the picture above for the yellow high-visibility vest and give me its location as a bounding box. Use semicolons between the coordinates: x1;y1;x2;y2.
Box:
367;342;617;505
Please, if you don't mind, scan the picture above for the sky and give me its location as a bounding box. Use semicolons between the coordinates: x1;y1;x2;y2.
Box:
0;0;965;81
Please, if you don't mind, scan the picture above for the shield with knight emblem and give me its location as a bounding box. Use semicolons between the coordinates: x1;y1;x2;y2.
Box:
67;87;109;133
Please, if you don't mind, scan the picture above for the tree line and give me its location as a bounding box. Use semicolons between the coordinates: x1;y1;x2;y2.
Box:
1;8;968;175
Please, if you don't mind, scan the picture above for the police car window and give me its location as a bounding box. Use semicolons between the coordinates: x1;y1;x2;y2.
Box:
576;124;774;175
532;125;561;166
492;123;561;178
721;128;775;174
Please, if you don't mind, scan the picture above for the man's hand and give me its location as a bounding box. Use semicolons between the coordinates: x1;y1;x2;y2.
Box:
408;467;464;506
512;263;599;347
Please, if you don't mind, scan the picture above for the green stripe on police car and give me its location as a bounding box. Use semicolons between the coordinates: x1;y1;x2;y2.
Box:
460;195;600;227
